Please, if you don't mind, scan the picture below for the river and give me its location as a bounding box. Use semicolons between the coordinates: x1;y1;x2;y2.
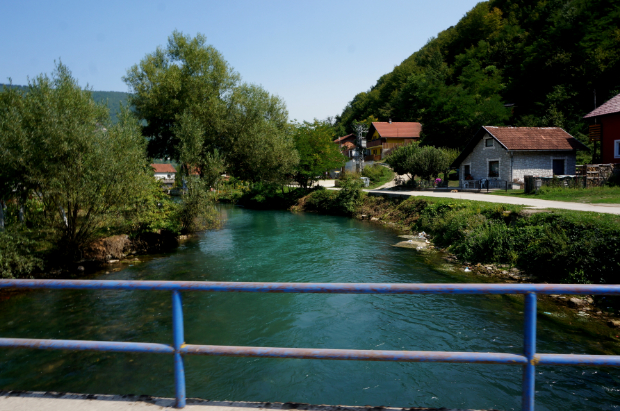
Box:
1;205;619;410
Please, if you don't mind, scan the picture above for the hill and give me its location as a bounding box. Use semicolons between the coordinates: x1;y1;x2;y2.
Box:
0;83;131;123
335;0;620;159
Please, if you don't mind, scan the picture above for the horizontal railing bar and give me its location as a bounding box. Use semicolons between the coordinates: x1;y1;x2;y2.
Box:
181;345;528;364
2;280;620;295
0;337;528;365
0;338;174;354
536;354;620;367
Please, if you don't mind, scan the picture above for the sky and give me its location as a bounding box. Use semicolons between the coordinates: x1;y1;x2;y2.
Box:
1;0;482;123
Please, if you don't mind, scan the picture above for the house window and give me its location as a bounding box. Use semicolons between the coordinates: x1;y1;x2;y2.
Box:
463;164;471;178
485;139;494;148
615;140;620;158
488;161;499;178
552;159;565;175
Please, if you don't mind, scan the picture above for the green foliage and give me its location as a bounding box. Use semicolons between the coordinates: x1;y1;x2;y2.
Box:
292;120;346;188
362;164;393;184
0;63;152;257
0;229;44;279
127;178;182;235
410;198;620;284
238;184;311;210
300;174;365;216
384;143;419;177
179;177;219;233
385;144;452;180
335;0;620;150
125;31;298;185
0;83;130;124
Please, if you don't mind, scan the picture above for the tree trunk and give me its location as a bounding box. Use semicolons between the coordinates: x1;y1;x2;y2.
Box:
0;200;4;230
59;205;69;228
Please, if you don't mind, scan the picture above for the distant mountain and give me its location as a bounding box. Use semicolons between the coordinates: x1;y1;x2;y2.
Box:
0;83;131;123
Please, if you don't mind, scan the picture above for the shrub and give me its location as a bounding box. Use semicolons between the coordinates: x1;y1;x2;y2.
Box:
0;229;44;279
179;177;219;233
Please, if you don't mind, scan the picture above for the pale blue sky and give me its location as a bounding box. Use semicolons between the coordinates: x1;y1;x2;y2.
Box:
1;0;482;122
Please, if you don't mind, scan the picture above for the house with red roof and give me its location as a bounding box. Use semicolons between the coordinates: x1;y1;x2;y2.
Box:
151;163;177;187
451;126;588;186
366;121;422;159
583;93;620;164
333;134;358;159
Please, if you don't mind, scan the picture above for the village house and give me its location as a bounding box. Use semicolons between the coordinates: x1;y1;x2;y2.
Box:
333;134;357;159
151;163;177;188
583;92;620;164
452;126;588;187
366;121;422;160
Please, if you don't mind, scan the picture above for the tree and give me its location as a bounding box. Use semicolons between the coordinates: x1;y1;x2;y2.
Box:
384;143;420;179
385;143;451;181
410;146;452;181
124;30;239;160
291;120;346;189
0;63;152;256
124;31;297;186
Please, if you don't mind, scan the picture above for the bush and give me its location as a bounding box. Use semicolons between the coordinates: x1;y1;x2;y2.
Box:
179;177;220;233
295;174;364;216
0;229;44;279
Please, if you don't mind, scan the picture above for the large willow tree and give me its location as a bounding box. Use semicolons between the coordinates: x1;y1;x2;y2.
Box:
0;63;152;256
124;31;298;185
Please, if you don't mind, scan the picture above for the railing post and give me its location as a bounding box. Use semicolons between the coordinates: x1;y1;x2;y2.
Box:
522;292;537;411
172;290;186;408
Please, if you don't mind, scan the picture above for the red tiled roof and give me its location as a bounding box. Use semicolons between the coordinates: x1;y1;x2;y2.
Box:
151;164;176;173
584;93;620;118
484;126;586;150
372;122;421;138
334;134;356;143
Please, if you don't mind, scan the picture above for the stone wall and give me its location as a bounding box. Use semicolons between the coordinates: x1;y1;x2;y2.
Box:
459;133;511;184
512;152;576;182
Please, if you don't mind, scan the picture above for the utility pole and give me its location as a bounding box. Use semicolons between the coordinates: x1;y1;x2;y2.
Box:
352;123;368;173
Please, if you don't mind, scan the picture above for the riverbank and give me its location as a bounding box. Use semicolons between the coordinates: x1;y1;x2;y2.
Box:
292;188;620;321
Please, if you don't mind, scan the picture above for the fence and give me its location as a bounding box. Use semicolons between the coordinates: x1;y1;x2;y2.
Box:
461;179;509;192
1;280;620;411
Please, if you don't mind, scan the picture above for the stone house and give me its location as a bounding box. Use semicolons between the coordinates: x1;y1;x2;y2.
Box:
451;126;588;186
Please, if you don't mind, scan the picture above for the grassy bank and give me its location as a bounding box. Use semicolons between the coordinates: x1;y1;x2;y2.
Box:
294;189;620;286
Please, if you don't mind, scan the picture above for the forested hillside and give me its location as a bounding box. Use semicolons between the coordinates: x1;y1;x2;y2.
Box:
0;83;130;123
335;0;620;155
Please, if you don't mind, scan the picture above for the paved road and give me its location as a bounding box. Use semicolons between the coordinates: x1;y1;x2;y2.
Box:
365;189;620;215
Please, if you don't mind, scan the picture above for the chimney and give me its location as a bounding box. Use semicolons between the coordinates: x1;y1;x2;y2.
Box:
388;118;392;124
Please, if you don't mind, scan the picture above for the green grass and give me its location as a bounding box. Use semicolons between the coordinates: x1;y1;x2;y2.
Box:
362;165;396;189
367;170;395;189
489;186;620;204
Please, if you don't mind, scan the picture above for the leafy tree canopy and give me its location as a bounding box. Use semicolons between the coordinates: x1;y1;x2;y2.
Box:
125;31;298;185
0;63;152;256
291;120;346;188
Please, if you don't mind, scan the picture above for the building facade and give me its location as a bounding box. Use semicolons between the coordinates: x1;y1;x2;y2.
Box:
452;127;587;186
583;93;620;164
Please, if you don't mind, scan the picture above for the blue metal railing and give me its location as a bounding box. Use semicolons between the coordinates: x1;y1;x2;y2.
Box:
1;280;620;411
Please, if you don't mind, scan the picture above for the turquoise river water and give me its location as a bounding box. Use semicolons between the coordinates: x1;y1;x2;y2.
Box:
1;206;619;410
